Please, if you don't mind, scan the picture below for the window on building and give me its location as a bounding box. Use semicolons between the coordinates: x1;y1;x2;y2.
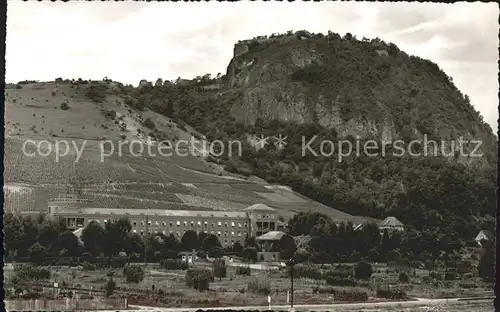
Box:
104;219;108;224
140;231;144;236
224;222;228;228
212;222;215;228
244;222;248;228
224;231;228;236
257;215;261;219
191;221;194;228
238;223;242;228
184;221;188;227
133;221;137;227
148;220;151;225
238;232;241;236
217;231;221;236
162;230;166;235
197;221;201;227
176;221;180;226
155;221;159;226
204;221;208;227
141;221;144;226
231;222;235;227
231;231;235;236
218;221;222;227
163;221;166;227
176;231;180;236
133;229;137;233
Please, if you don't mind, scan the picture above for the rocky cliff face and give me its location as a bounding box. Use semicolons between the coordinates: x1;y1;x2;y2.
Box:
225;33;496;163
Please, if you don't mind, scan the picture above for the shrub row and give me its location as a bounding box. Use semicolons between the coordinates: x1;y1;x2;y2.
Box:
235;266;251;276
185;268;213;291
312;287;369;302
160;259;189;270
376;287;408;300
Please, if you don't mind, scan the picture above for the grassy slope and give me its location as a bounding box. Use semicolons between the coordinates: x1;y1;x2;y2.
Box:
4;81;365;224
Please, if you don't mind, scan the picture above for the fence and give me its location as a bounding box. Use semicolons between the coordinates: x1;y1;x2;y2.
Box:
5;298;127;311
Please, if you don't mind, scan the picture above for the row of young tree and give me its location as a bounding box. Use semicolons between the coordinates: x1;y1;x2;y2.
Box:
3;213;264;263
286;211;482;266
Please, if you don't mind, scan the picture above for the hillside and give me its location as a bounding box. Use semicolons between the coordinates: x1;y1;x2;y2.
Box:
4;30;497;248
98;30;496;245
3;80;368;225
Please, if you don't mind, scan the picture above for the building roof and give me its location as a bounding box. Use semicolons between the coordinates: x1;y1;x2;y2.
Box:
243;203;277;212
54;207;248;219
476;230;494;241
256;231;286;241
378;217;404;228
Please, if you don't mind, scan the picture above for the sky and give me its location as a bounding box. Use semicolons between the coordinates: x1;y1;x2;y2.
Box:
6;1;499;132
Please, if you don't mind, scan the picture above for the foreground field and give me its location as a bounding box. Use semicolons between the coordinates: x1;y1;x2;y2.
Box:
5;262;492;309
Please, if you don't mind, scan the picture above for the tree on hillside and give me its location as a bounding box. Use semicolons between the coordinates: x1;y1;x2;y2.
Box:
244;236;259;250
58;231;80;258
310;221;335;266
202;234;222;253
82;221;105;256
4;213;24;259
213;258;227;280
162;234;181;258
104;218;132;256
278;233;298;260
28;242;47;265
19;217;39;258
181;230;199;251
355;223;381;256
232;241;244;254
478;239;495;282
210;246;224;259
287;211;333;236
123;232;145;259
38;219;67;254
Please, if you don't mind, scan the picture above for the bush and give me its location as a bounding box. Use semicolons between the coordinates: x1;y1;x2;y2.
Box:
60;102;69;110
399;272;410;283
354;261;373;280
103;109;116;120
14;264;51;280
325;275;356;287
247;276;270;295
123;265;145;283
144;118;156;130
160;259;188;270
289;264;322;280
85;84;107;103
28;243;47;265
105;278;116;297
213;258;227;280
313;287;368;301
444;272;457;280
110;257;127;269
185;268;212;291
235;266;251;276
429;271;442;280
82;261;96;271
376;287;408;300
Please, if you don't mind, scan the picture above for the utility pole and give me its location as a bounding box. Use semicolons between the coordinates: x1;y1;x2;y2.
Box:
144;214;148;264
286;258;296;309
